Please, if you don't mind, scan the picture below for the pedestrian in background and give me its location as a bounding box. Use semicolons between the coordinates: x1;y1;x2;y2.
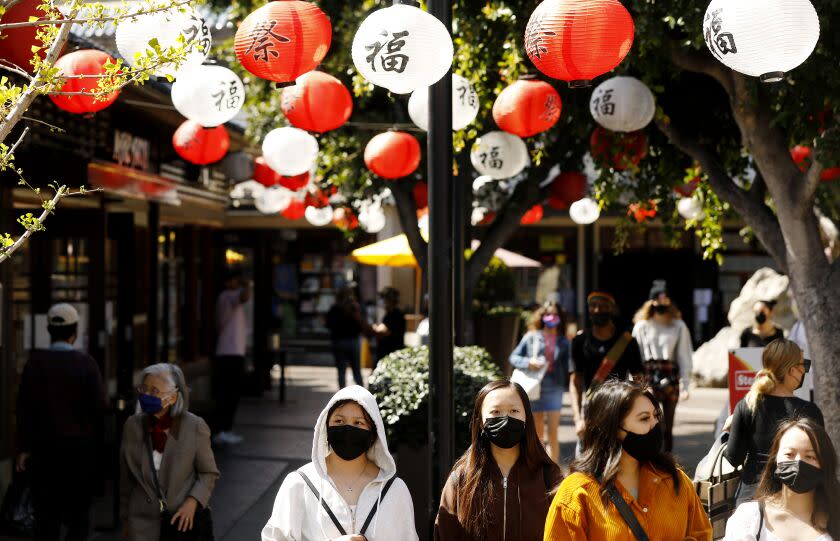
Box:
435;380;563;540
262;386;418;540
632;279;694;452
739;300;784;348
723;339;823;504
569;292;643;449
544;380;711;541
372;287;406;364
120;363;219;541
509;301;569;463
325;287;369;388
724;417;839;540
213;270;251;445
15;303;107;541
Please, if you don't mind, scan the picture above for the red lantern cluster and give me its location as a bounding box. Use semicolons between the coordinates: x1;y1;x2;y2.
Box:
281;71;352;133
493;79;562;137
525;0;635;87
548;171;587;210
520;204;544;225
413;181;429;210
590;127;647;171
172;121;229;165
628;200;657;223
364;131;421;180
0;0;64;73
235;0;332;87
49;50;120;114
282;199;307;220
305;185;334;208
254;157;282;186
333;207;359;231
279;172;310;191
790;145;840;182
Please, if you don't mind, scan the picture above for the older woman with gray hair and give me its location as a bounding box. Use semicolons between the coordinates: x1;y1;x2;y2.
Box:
120;363;219;541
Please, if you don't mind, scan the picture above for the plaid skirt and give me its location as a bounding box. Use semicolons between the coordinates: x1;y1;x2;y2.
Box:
643;360;680;403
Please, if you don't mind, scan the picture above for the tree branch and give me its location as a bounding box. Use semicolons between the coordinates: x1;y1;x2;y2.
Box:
0;60;33;80
656;114;789;273
0;0;194;30
390;181;427;272
802;154;824;207
0;185;66;264
669;46;734;96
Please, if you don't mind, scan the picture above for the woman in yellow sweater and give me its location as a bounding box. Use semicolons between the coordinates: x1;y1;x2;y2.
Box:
544;380;711;541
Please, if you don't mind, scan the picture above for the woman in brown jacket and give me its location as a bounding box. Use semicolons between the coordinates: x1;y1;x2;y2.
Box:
434;380;563;541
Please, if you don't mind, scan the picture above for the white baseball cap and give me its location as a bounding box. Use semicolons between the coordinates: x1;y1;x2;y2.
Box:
47;303;79;326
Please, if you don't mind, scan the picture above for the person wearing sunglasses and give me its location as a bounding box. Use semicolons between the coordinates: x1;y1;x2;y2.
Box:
723;339;825;505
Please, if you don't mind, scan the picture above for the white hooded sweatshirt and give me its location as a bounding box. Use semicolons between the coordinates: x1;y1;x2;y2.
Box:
261;385;419;541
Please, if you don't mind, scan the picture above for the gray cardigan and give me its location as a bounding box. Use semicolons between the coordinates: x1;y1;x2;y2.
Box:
120;412;219;541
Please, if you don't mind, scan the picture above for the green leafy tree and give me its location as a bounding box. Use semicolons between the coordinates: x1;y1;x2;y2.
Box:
224;0;840;444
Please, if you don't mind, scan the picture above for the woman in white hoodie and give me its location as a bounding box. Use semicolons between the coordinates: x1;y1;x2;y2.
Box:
262;385;419;541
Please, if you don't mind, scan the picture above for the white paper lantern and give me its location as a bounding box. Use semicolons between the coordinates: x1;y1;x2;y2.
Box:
677;197;705;221
305;205;335;227
351;3;454;94
254;186;293;214
589;76;655;133
702;0;819;82
472;175;494;193
171;65;245;127
408;74;479;131
359;206;387;233
116;6;211;78
470;131;529;180
471;207;488;226
569;197;601;225
230;180;265;200
262;127;319;176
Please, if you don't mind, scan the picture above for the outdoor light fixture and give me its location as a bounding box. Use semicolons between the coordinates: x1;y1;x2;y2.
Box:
116;5;210;78
172;120;229;165
525;0;635;88
351;0;454;94
589;75;655;133
50;50;120;114
235;0;332;87
470;131;529;180
261;127;319;176
492;78;562;138
569;197;601;224
304;205;335;226
281;71;353;133
702;0;819;83
408;74;479;131
171;65;245;127
364;131;422;179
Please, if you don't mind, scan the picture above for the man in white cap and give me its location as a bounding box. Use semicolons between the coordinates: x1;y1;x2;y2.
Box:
16;303;107;541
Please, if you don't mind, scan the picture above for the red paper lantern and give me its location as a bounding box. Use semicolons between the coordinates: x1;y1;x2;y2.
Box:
674;175;701;197
253;157;281;186
281;71;352;133
790;145;840;182
278;172;310;191
0;0;64;73
304;185;334;207
520;204;544;225
364;131;421;180
590;127;647;171
628;200;657;223
235;0;332;87
172;121;229;165
49;50;120;114
282;199;306;220
413;181;429;210
480;211;497;225
548;171;587;210
525;0;635;87
493;79;562;137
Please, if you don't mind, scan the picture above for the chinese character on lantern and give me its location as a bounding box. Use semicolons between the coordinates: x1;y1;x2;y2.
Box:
540;94;561;122
245;20;291;62
183;14;212;54
704;9;737;59
592;88;616;116
480;146;504;170
365;30;410;73
524;15;556;60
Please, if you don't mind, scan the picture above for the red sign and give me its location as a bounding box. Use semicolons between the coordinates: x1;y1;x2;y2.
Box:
728;349;763;413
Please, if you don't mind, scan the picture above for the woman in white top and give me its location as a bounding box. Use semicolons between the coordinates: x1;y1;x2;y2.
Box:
262;385;419;541
631;280;693;452
724;417;839;541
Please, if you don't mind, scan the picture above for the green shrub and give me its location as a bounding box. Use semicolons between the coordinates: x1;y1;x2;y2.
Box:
471;254;516;306
369;346;503;451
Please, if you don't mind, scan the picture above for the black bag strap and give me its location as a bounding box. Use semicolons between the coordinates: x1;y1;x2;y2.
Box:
359;475;397;535
144;430;167;513
606;484;651;541
757;501;765;537
296;470;347;535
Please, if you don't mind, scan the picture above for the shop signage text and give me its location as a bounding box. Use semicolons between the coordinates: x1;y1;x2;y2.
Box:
113;130;151;171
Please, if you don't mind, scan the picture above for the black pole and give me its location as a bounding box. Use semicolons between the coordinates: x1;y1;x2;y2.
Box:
427;0;454;529
453;171;465;346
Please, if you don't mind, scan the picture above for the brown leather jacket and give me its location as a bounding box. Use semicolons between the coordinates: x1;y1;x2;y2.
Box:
434;457;564;541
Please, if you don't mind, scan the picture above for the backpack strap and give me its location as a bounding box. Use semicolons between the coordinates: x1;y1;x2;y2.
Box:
359;475;397;535
297;470;347;536
606;484;651;541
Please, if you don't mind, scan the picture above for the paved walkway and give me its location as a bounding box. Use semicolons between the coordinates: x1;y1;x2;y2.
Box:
3;366;727;541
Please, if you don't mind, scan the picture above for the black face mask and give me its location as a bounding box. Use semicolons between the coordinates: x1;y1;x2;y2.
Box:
621;423;664;462
755;312;768;325
590;313;611;327
482;416;526;449
652;305;669;315
327;425;375;461
775;460;823;494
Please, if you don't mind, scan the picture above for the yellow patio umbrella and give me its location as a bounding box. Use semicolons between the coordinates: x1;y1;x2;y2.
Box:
351;234;423;314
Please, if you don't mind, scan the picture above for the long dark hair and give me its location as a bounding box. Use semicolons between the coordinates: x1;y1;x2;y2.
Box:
451;380;554;540
573;379;680;501
755;417;840;538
